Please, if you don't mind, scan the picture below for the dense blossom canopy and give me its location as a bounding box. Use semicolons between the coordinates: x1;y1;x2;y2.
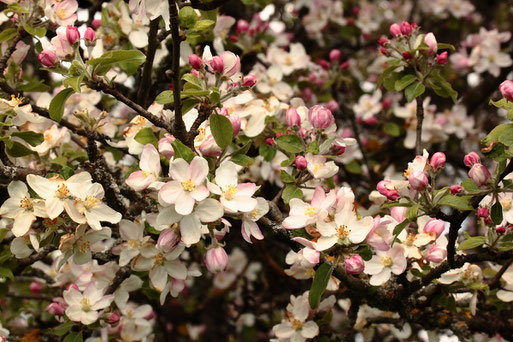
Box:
1;0;513;341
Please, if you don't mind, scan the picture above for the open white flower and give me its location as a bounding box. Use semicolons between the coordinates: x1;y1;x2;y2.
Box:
0;181;46;237
125;144;161;191
241;197;269;243
27;172;92;220
63;284;114;325
282;187;336;229
66;182;122;230
158;157;210;215
305;153;339;179
117;219;150;266
314;202;374;251
208;161;258;213
364;245;407;286
272;292;320;342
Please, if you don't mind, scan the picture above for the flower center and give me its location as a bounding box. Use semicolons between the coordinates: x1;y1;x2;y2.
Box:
19;197;32;209
128;240;139;248
304;207;317;217
337;225;349;238
224;185;238;200
142;171;151;179
381;255;393;267
57;8;68;19
155;253;165;266
501;198;512;211
313;164;322;174
56;184;69;197
181;179;195;192
44;132;53;141
291;319;302;330
85;195;99;209
80;297;91;311
249;208;259;220
78;240;91;253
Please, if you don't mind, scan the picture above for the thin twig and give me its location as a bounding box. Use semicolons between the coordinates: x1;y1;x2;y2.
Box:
137;19;160;108
415;93;424;155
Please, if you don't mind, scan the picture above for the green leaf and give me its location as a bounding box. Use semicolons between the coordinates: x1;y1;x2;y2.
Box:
491;201;503;226
280;170;295;183
395;74;417;91
282;184;303;204
259;143;276;162
12;131;44;147
406;204;419;221
377;65;398;89
23;24;46;38
428;72;458;103
393;220;409;236
307;141;320;154
193;20;215;32
437;195;473;211
383;122;401;137
87;50;146;76
482;123;513;146
309;263;333;309
179;6;198;28
5;3;29;14
275;134;303;153
134;127;157;146
489;98;513;111
461;179;480;193
52;321;75;336
404;82;425;102
0;28;17;43
210;114;233;149
63;75;84;93
63;332;83;342
437;43;455;50
182;73;202;89
345;161;362;174
171;140;195;163
6;141;35;157
18;80;50;92
229;154;253;167
383;71;401;92
458;236;487;250
49;88;75;122
0;267;13;280
155;90;174;104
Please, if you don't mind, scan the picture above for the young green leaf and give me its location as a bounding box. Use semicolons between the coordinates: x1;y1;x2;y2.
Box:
309;263;333;309
49;88;75;122
275;134;303;153
282;184;303;204
11;131;44;147
405;82;425;102
171;140;195;163
458;236;487;250
210;114;233;149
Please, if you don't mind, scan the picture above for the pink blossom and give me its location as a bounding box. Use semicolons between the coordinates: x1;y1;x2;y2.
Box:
242;74;256;87
189;54;203;69
426;245;447;263
286;107;301;127
308;105;334;129
329;49;341;62
430;152;446;169
294;156;307;170
389;23;401;37
464;152;480;167
205;246;229;273
423;218;446;238
66;25;80;45
424;32;438;55
344;254;364;274
499;80;513;101
38;50;57;67
436;51;448;65
468;163;491;186
377;180;400;201
400;21;412;35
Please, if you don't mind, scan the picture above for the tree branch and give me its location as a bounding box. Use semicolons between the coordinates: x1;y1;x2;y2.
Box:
415;93;424;155
137;19;160;108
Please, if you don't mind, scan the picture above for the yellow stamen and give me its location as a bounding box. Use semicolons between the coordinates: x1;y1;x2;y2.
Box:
224;185;238;200
304;207;317;217
181;179;195;192
381;255;392;267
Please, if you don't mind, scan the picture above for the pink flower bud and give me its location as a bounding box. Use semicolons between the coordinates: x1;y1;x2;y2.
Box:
408;170;428;190
340;60;349;69
329;49;341;62
108;312;120;325
242;74;256;87
318;59;330;70
209;56;224;73
450;184;463;194
499;80;513;101
30;281;43;295
377;180;400;201
66;25;80;45
380;47;388;56
436;51;448;65
469;163;491;186
378;37;389;47
294;155;307;170
286;107;301;127
46;302;66;316
389;23;401;37
497;226;506;234
477;207;490;218
332;144;346;155
411;22;417;29
265;137;274;146
220;51;240;77
424;218;446;238
308;105;334;129
382;97;392;110
344;254;364;275
326;100;339;112
426;244;447;263
402;51;413;60
145;310;156;320
205;246;229;273
236;19;249;34
157;228;180;253
158;134;175;159
92;19;101;29
424;32;437;55
430;152;446;169
84;27;96;45
189;54;203;70
38;50;57;67
464;152;480;167
227;114;241;136
400;21;412;35
199;135;222;156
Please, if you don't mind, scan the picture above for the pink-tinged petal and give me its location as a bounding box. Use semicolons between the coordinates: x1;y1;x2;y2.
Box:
119;248;140;267
119;219;141;241
158;181;183;206
292;237;315;249
169;158;190;181
249;221;263;240
126;171;155;191
310;186;325;207
174;194;195;215
236;183;257;196
223;196;257;213
165;260;187;280
364;256;384;275
140;144;161;174
288;198;309;216
314;236;338;251
63;288;81;306
150;266;168;292
180;214;202;245
63;199;86;224
348;216;374;244
45;197;64;220
321;190;337;210
195;199;223;222
12;213;35;237
241;221;252;243
303;247;320;264
282;215;308;229
90;294;114;310
156;206;182;226
189;157;209;184
190;185;209;201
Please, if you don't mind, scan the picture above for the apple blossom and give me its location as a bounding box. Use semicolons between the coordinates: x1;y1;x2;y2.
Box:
389;23;401;37
468;163;491;186
423;218;446;238
464;151;480;167
426;244;447;263
63;284;114;325
344;254;365;275
364;245;407;286
125;144;161;191
308;105;334;129
38;50;57;67
424;32;438;55
282;187;336;229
